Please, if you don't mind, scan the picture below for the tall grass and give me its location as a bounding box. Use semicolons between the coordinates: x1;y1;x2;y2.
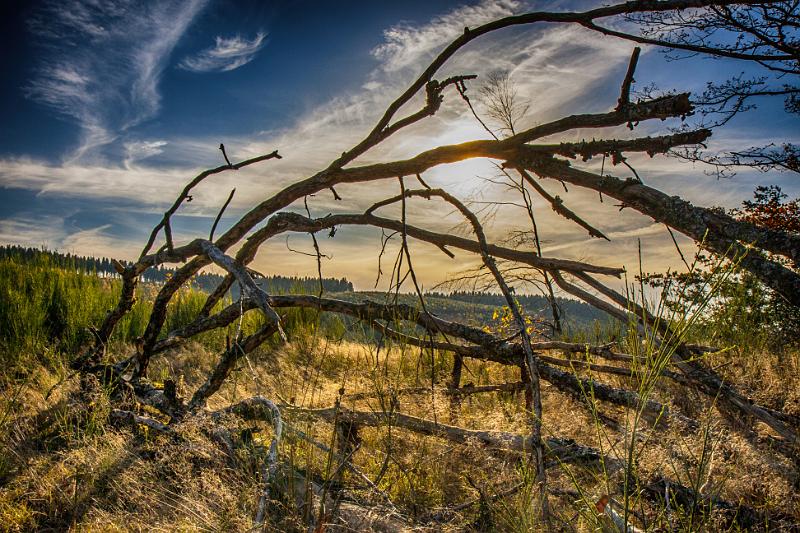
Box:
0;258;347;374
2;251;797;531
0;257;120;369
550;248;741;531
0;258;212;371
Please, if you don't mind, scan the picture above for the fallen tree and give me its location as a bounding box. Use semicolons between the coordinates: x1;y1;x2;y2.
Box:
69;0;800;529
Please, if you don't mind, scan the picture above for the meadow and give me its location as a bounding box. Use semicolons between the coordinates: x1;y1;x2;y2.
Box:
0;254;798;532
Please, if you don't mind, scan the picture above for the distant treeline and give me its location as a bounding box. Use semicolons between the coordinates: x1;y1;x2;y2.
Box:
427;290;557;310
1;245;124;278
1;246;606;325
0;245;355;295
426;290;608;327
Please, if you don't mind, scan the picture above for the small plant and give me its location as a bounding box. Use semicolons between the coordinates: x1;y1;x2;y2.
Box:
483;300;546;339
554;246;741;532
643;186;800;350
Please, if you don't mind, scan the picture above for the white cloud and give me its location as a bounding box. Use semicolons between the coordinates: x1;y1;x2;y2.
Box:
179;32;266;73
14;0;636;210
371;0;520;72
0;157;198;208
123;140;168;169
0;216;141;260
7;0;798;289
60;223;140;259
25;0;208;162
0;215;66;250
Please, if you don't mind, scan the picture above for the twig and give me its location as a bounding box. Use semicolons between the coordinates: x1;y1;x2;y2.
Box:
210;188;236;241
666;224;692;272
139;149;281;259
197;240;286;340
234;398;282;526
617;47;641;112
109;409;175;436
219;143;233;167
517;168;609;240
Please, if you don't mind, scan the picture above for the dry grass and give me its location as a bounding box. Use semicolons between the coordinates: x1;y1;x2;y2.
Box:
1;331;798;531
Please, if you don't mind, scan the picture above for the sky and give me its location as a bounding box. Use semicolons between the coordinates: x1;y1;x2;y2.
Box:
1;0;797;293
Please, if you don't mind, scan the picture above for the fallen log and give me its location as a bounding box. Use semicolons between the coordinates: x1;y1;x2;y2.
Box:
223;397;792;531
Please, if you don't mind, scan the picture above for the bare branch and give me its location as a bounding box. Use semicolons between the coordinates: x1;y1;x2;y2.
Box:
523;155;800;304
617;47;642;111
209;188;236;241
516;168;609;240
139;149;281;259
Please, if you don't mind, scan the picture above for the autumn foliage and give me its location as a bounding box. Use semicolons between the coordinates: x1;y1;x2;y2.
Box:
734;185;800;236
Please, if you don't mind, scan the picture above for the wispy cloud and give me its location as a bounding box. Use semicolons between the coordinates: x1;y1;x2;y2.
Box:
25;0;208;162
7;0;797;288
123;140;168;169
0;157;199;208
372;0;520;72
60;223;141;259
179;32;267;73
0;215;66;250
0;215;141;260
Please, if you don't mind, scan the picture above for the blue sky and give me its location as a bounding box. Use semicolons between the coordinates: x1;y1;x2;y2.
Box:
1;0;797;290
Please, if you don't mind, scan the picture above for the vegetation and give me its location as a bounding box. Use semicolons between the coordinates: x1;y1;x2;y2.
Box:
0;253;334;372
0;245;355;294
0;248;611;373
644;186;800;350
2;1;800;531
1;239;798;531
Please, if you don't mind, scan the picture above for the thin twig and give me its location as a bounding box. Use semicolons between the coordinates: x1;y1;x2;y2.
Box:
210;188;236;241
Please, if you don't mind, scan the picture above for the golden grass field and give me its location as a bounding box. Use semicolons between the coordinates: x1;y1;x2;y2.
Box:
2;329;798;531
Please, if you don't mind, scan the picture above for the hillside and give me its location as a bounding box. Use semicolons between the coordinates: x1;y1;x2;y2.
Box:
0;255;798;532
0;245;354;294
348;291;610;333
0;245;609;332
